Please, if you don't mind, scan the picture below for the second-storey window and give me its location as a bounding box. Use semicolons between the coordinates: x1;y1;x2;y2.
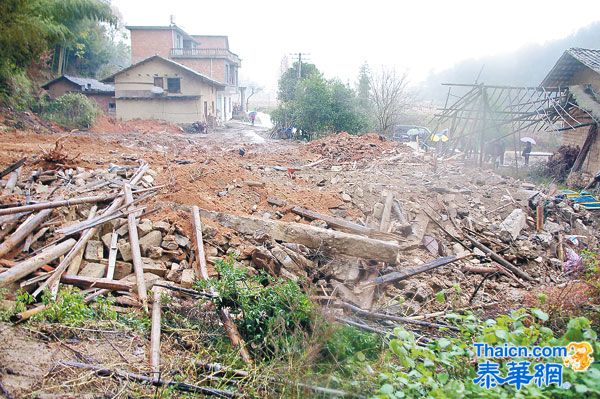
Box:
167;78;181;93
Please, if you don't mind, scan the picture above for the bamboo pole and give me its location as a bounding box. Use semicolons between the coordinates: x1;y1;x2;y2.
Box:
0;209;52;258
191;205;252;364
0;238;76;287
124;183;148;312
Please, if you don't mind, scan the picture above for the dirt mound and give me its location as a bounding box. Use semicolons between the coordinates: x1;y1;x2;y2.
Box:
0;107;62;134
304;132;408;165
91;114;183;134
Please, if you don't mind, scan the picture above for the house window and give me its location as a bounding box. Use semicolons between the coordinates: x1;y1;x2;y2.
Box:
167;78;181;93
108;102;116;109
153;77;164;88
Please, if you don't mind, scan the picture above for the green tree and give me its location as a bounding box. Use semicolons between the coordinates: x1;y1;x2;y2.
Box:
0;0;115;101
277;61;319;102
357;62;371;110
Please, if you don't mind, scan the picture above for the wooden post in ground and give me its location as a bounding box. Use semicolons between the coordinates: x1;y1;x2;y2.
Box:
150;287;164;379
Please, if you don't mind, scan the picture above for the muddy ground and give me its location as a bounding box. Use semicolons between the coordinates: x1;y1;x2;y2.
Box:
0;116;598;397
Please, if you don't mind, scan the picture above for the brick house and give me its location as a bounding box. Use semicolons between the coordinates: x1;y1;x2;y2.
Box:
542;48;600;176
102;55;224;124
41;75;116;115
126;25;241;121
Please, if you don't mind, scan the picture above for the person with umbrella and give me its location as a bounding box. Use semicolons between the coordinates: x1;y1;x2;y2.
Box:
521;137;535;166
249;110;257;126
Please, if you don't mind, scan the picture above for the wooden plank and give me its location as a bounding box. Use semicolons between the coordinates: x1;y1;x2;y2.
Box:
59;275;132;291
106;230;119;279
124;183;148;312
379;192;394;232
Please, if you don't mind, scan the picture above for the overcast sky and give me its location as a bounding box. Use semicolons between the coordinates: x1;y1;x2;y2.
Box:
112;0;600;90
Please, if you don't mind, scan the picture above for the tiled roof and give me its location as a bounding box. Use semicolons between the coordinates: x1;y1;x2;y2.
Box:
541;48;600;87
101;55;226;88
42;75;114;93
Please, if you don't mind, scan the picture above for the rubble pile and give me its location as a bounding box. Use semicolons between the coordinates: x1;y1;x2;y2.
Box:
304;132;409;167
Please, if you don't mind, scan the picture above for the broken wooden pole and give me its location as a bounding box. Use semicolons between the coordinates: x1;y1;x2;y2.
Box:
204;209;401;264
33;206;100;298
463;233;533;283
0;193;119;216
0;238;76;287
0;158;26;180
0;209;52;258
373;255;468;286
66;206;97;276
379;192;394;232
60;361;236;398
124;183;148;312
150;287;163;379
191;205;252;364
59;275;132;291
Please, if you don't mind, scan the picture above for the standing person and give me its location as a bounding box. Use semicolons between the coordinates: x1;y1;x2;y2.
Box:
249;111;256;126
522;141;532;166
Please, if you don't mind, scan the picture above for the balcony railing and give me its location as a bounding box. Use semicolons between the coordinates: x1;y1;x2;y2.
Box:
170;48;241;64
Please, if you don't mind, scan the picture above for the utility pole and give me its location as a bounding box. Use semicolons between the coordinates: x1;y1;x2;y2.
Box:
289;52;310;79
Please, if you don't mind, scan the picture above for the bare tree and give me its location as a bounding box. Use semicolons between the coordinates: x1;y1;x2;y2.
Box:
369;67;410;134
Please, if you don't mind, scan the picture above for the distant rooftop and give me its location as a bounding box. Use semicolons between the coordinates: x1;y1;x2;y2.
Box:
42;75;114;93
541;48;600;87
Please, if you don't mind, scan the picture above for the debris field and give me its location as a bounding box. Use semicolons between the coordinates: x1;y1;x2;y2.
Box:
0;119;598;397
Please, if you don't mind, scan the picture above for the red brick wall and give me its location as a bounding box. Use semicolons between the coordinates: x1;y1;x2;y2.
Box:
130;30;173;63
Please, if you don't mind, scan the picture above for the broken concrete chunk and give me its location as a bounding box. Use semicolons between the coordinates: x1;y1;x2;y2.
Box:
112;261;133;280
141;258;167;277
84;240;104;261
139;230;163;255
137;219;153;236
340;193;352;202
174;234;190;248
79;262;106;278
499;209;527;242
323;255;360;283
117;240;132;262
180;269;196;288
153;221;171;233
146;246;164;259
160;234;179;251
251;247;280;276
166;263;182;283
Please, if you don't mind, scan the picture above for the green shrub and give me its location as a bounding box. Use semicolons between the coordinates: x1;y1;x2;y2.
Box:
42;92;99;129
196;257;315;359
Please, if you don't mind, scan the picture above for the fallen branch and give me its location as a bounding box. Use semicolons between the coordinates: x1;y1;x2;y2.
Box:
0;158;26;180
59;361;236;398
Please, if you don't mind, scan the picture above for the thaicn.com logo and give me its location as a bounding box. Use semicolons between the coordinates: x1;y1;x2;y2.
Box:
472;341;594;390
